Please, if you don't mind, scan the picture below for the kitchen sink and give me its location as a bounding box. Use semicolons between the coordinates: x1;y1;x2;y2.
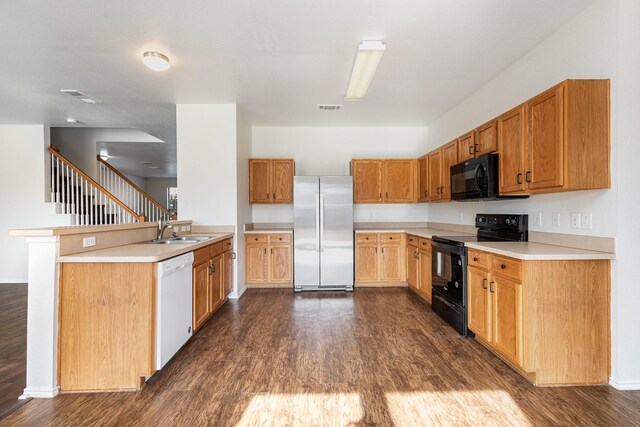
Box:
148;235;214;244
174;236;213;241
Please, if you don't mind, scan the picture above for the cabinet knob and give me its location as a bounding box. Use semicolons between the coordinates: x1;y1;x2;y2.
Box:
365;237;369;240
389;237;393;240
254;237;258;241
473;257;478;261
501;264;507;269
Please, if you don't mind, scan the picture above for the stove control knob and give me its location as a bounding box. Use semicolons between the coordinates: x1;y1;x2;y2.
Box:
454;281;459;288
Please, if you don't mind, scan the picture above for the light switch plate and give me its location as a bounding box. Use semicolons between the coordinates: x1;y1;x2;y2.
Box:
571;212;581;229
552;212;560;227
582;213;593;230
533;212;542;227
83;236;96;247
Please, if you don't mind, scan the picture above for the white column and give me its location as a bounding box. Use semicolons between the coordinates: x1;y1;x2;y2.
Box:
20;236;60;399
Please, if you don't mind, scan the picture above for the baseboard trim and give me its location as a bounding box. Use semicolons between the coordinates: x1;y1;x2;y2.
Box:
609;379;640;390
20;386;60;399
246;283;293;289
229;284;247;300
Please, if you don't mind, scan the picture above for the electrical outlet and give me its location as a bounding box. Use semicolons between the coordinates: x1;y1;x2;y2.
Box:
186;225;191;231
571;212;581;229
458;211;464;223
83;236;96;247
552;212;560;227
533;212;542;227
582;213;593;230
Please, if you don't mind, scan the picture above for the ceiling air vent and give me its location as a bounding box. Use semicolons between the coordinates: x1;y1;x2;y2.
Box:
60;89;85;97
318;104;342;111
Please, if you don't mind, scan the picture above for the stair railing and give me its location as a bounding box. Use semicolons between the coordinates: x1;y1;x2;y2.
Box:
49;147;145;226
97;156;176;222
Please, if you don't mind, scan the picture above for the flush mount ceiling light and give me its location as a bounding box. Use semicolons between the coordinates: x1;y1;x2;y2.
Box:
66;118;79;124
142;51;170;72
344;41;386;101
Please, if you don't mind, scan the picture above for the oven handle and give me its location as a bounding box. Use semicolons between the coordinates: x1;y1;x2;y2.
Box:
434;294;461;314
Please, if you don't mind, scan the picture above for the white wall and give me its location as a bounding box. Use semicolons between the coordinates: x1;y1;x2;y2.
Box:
144;177;177;207
50;127;100;180
236;108;253;295
0;125;71;282
614;0;640;390
251;126;429;223
177;105;238;226
426;0;618;237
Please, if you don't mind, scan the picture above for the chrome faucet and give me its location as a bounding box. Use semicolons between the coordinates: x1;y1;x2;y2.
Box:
157;218;174;241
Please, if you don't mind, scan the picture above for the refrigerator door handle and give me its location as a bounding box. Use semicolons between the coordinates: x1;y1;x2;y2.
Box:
319;194;325;252
315;193;321;252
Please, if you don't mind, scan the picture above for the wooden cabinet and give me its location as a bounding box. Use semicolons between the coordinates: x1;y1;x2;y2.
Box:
245;233;293;287
405;234;431;303
475;119;498;157
355;233;405;284
418;246;432;303
249;159;294;204
428;141;458;202
457;131;476;162
466;249;610;386
193;238;234;332
417;155;429;202
499;80;610;195
352;159;416;204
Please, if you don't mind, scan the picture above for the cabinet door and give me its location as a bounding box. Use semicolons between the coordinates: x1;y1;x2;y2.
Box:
246;244;268;283
467;267;491;342
527;84;564;190
249;159;272;204
383;159;416;203
193;261;210;331
380;243;402;281
271;160;294;204
498;105;528;194
441;140;458;201
223;251;235;297
476;120;498;156
417;155;429;202
428;150;442;201
355;243;378;282
492;275;523;366
269;244;292;283
210;255;223;311
352;160;383;203
457;131;476;162
406;246;418;289
419;249;432;303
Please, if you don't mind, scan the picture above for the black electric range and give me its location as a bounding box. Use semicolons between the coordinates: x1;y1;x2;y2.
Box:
431;214;528;336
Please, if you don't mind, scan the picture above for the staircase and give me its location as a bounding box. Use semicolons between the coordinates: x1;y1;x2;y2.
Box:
97;156;176;222
49;147;145;226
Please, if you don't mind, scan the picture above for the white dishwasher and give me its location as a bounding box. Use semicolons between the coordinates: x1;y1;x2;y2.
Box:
156;252;194;369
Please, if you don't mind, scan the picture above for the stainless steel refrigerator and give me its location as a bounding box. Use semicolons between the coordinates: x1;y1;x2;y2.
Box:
294;176;354;292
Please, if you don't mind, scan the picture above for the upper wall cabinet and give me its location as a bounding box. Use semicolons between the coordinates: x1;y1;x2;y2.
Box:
249;159;295;204
499;79;610;195
457;131;476;162
458;120;498;162
417;155;429;202
428;140;458;202
351;159;416;204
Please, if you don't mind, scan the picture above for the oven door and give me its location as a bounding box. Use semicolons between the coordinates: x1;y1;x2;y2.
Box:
431;241;466;306
450;157;489;201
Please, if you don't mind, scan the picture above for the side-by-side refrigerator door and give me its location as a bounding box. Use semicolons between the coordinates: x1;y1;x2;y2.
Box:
319;176;354;289
294;176;320;289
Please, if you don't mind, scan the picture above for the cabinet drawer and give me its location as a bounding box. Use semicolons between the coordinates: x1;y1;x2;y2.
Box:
246;234;268;244
209;242;223;258
356;233;378;244
380;233;402;243
194;247;210;266
406;234;419;248
223;238;234;252
469;249;491;270
419;238;431;251
269;233;291;244
492;255;522;280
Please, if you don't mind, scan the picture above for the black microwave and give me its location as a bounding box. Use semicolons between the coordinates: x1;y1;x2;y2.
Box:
450;154;528;201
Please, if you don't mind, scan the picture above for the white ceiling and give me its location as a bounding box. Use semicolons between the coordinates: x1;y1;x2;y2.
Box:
0;0;594;176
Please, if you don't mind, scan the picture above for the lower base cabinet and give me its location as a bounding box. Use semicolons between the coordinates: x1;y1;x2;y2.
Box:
406;235;432;302
193;237;235;332
467;248;610;386
245;233;293;287
355;233;405;284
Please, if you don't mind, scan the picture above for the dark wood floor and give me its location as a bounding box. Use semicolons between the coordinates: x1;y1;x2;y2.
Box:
2;288;640;426
0;284;29;420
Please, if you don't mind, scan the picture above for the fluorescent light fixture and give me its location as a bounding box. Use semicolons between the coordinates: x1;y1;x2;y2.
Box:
344;41;386;101
66;118;78;124
142;51;171;72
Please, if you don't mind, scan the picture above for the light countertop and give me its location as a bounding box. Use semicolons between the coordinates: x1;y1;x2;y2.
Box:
244;229;293;234
354;226;614;261
57;233;234;263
